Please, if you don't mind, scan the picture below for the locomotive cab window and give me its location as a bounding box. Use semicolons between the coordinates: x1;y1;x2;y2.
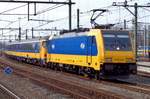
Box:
103;31;132;51
103;34;116;51
116;35;132;51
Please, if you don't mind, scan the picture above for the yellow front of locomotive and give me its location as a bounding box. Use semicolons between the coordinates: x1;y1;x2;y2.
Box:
101;30;137;76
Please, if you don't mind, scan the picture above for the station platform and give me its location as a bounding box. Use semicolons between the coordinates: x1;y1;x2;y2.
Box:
137;62;150;73
137;62;150;66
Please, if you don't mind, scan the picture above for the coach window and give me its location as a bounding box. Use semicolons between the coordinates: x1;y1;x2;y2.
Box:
31;43;34;51
29;43;32;51
16;44;17;49
35;43;40;52
26;44;28;51
28;44;30;51
10;45;12;50
24;44;27;51
20;44;22;51
17;44;18;50
23;44;25;51
14;44;15;50
28;43;32;51
18;44;20;49
10;45;13;50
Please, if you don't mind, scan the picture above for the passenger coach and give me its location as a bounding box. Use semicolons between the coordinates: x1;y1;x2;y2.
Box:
5;39;47;65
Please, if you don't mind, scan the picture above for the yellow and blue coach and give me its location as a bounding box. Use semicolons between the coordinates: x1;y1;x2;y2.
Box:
5;39;47;65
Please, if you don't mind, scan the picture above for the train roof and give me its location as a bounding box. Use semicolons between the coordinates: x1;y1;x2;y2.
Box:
101;29;129;33
7;37;48;45
51;28;130;40
50;28;90;40
52;31;88;39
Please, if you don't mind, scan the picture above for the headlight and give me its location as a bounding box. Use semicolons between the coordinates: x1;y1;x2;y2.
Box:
105;58;112;62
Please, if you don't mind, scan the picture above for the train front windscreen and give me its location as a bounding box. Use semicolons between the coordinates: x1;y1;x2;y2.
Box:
103;31;132;51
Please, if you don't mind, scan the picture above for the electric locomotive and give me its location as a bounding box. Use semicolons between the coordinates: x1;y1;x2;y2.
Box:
46;29;137;79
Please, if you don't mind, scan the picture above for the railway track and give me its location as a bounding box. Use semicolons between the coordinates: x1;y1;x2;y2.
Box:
58;71;150;95
55;69;150;95
0;58;126;99
0;83;21;99
0;56;150;98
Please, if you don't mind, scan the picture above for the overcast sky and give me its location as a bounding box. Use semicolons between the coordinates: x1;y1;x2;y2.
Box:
0;0;150;39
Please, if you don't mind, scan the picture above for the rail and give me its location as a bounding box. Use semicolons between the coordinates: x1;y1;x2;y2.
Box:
0;83;21;99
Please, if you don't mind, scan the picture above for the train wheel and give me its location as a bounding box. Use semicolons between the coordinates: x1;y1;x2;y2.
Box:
74;66;79;75
95;72;99;80
77;67;82;75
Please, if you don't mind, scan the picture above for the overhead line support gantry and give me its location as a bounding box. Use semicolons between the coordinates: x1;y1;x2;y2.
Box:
0;0;75;40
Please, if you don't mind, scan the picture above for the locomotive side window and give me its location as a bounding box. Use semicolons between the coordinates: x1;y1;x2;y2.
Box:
103;34;116;51
116;35;132;51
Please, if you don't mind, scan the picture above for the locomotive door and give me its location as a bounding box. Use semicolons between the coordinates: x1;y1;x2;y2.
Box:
40;41;47;62
87;36;93;65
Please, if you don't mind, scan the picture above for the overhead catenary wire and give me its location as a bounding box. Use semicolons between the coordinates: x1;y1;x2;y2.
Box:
0;4;27;15
3;0;69;30
1;1;69;38
27;3;150;29
33;5;114;29
36;4;65;15
0;19;14;23
1;3;120;30
3;6;150;29
35;0;68;15
113;13;150;26
2;0;150;39
141;7;150;12
3;4;64;28
4;17;26;28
